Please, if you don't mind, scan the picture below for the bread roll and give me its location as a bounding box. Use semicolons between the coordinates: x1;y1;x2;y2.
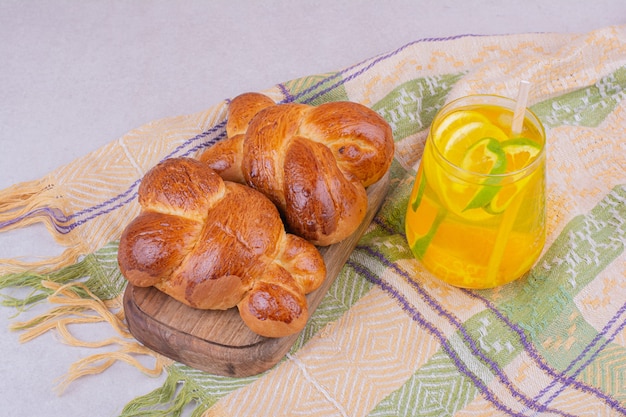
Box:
117;157;327;338
200;92;394;246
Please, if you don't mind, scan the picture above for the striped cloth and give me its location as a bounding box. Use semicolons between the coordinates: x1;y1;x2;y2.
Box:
1;25;626;417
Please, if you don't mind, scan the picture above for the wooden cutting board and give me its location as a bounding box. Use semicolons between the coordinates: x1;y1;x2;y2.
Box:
123;173;390;377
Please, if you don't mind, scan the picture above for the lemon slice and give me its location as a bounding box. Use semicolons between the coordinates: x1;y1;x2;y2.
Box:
439;120;508;165
432;110;490;144
484;138;542;214
460;137;507;211
430;136;506;219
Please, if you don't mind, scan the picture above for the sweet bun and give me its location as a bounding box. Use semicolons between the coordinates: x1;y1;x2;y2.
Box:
117;157;326;338
200;92;394;246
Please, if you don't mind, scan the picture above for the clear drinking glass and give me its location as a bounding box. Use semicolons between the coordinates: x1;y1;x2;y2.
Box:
405;94;546;288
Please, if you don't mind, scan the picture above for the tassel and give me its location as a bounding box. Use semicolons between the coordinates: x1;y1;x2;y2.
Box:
55;343;170;395
8;280;167;393
0;177;79;249
0;176;87;275
10;281;130;340
0;245;87;276
0;177;53;214
119;364;228;417
119;367;182;417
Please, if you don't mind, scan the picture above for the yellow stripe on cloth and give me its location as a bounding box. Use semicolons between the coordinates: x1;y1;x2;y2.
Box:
206;287;438;416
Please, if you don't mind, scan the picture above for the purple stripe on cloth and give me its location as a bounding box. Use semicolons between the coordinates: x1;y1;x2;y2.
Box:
277;83;295;103
0;207;71;233
538;301;626;410
0;122;227;234
346;256;575;417
373;215;400;236
291;33;489;105
466;290;626;414
66;122;227;223
63;188;140;232
65;178;141;223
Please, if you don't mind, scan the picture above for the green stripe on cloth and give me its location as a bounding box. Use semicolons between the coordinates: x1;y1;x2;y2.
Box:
120;363;262;417
531;65;626;128
283;71;351;105
367;350;479;417
372;72;466;141
496;184;626;340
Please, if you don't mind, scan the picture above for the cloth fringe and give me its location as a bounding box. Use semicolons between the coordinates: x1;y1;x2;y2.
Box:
0;177;68;236
0;246;87;276
0;176;88;275
55;344;168;395
9;280;167;394
0;243;116;307
120;364;211;417
0;177;51;213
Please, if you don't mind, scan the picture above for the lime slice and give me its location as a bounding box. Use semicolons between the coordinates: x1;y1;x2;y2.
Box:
410;165;427;212
411;208;446;259
461;137;507;175
484;138;542;214
484;185;519;214
500;137;542;172
460;137;507;211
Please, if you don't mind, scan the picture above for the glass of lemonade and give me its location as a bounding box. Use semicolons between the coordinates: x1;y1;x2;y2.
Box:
405;94;546;289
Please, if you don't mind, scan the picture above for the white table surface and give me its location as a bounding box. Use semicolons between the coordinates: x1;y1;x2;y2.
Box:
1;1;625;416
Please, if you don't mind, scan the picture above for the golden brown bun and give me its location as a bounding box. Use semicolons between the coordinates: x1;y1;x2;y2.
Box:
117;157;327;338
200;92;394;246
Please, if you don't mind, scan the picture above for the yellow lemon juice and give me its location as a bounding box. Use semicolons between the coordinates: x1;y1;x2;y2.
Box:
405;95;546;288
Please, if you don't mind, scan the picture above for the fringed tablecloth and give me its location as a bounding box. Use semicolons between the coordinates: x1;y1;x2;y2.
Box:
1;25;626;417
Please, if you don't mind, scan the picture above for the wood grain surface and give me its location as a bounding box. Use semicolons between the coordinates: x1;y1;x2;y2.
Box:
123;172;391;377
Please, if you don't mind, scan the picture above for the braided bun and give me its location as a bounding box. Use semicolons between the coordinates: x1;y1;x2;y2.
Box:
117;157;326;338
200;92;394;246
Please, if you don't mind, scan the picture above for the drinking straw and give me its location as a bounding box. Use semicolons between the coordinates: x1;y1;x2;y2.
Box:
485;80;531;285
485;187;527;285
511;79;530;136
